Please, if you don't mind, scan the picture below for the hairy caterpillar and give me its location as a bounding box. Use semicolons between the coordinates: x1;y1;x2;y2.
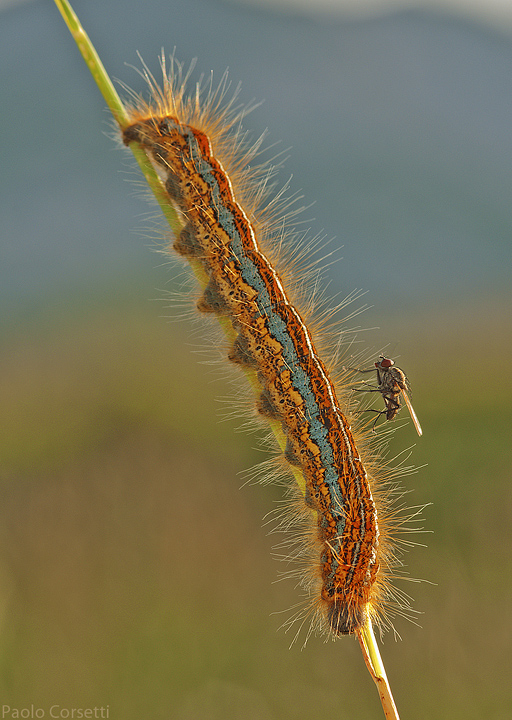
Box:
121;57;415;640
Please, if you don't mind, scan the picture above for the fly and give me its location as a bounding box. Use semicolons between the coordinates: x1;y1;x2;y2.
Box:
351;356;422;436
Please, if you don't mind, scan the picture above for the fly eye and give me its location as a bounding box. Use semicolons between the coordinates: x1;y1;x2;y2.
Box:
380;358;394;368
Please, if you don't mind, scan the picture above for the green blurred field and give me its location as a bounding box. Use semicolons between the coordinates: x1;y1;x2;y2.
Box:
0;287;511;719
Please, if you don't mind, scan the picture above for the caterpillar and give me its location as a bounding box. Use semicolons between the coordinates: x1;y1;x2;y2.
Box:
120;58;413;640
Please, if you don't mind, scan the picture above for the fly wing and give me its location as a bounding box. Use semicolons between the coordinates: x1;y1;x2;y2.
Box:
402;389;422;436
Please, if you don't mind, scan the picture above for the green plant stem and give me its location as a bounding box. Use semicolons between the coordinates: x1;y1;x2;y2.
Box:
53;0;127;125
52;1;400;717
53;0;182;235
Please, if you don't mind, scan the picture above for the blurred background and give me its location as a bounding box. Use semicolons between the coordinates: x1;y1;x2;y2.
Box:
1;0;511;717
